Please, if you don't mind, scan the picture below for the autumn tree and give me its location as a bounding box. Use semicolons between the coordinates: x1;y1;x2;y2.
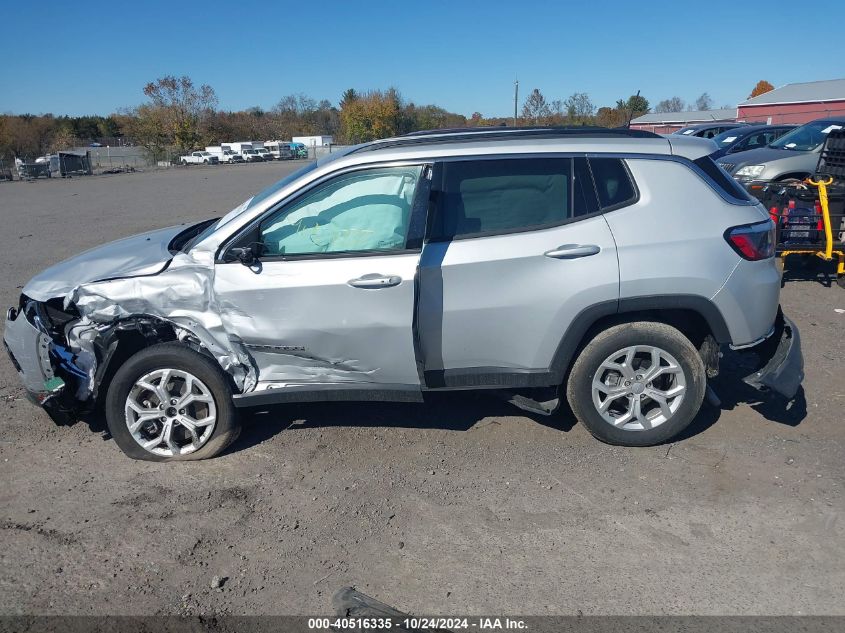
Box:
655;97;685;113
340;89;405;143
141;75;218;151
339;89;358;109
124;105;171;160
695;92;713;110
522;89;551;124
749;80;774;99
617;94;650;117
564;92;595;121
49;125;77;152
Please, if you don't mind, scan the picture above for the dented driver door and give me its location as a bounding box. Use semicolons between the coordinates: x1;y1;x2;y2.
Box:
213;163;431;389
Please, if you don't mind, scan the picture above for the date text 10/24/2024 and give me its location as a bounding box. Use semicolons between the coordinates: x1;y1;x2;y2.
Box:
308;617;528;630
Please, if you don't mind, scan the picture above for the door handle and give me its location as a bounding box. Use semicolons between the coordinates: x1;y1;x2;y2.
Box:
347;274;402;289
544;244;601;259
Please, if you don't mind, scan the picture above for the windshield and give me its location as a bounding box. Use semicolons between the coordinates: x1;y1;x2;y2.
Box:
712;129;745;146
181;161;320;252
769;120;843;151
674;127;697;135
245;161;318;210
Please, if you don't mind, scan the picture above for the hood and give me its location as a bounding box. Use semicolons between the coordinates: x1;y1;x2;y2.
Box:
23;225;185;301
718;146;816;174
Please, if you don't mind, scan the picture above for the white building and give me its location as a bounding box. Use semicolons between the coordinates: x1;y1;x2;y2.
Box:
292;135;334;148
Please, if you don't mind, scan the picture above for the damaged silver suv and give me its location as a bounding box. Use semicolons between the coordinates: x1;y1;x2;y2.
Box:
4;127;804;460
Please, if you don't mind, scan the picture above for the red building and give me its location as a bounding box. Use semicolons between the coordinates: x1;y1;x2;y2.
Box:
630;78;845;133
738;78;845;124
630;108;736;134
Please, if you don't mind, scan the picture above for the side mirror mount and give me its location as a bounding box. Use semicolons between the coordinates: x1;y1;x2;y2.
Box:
229;245;257;266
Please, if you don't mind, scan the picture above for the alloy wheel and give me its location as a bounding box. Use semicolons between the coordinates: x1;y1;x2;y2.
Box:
124;368;217;457
591;345;687;431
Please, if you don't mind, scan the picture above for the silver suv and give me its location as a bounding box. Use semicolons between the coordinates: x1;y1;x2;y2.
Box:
4;127;804;461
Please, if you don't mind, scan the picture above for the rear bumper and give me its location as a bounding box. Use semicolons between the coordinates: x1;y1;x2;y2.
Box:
740;309;804;399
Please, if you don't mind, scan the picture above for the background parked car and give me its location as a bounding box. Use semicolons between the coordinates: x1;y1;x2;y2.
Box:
239;148;263;162
709;124;795;159
254;147;273;161
717;118;845;183
179;151;219;165
265;141;294;160
289;142;308;159
672;122;748;139
206;146;244;164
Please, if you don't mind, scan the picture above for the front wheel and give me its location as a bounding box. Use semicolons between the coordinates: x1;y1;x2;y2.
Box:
105;343;240;461
566;322;706;446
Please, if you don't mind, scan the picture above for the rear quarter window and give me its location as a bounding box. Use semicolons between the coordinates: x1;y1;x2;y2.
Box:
693;155;754;202
588;158;637;210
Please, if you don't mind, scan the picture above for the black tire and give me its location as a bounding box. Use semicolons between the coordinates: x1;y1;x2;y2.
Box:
566;321;706;447
105;343;240;461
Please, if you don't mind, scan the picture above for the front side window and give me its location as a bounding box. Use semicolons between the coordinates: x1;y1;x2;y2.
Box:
430;158;574;240
258;165;423;257
744;132;771;151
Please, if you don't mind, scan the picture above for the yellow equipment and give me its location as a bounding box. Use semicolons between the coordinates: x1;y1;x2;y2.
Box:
778;176;845;284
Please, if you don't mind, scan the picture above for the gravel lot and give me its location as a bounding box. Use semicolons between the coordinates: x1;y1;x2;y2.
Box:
0;163;843;617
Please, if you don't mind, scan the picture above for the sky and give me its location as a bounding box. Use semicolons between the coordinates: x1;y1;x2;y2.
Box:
2;0;844;118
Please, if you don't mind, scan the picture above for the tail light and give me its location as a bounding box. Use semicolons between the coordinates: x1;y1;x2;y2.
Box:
725;221;775;260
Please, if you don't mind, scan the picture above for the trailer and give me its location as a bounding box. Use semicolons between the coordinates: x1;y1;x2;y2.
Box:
760;128;845;288
264;140;294;160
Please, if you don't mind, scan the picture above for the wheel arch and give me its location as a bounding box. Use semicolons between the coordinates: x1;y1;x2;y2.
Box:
549;295;730;384
92;317;179;406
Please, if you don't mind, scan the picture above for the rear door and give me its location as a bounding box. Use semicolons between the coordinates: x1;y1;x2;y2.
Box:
417;155;622;388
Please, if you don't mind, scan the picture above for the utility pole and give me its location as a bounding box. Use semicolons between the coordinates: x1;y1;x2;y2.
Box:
513;79;519;127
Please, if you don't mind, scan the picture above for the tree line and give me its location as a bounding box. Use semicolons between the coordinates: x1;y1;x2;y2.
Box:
0;76;776;162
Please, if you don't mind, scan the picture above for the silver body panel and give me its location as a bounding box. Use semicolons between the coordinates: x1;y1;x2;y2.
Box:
4;313;53;396
423;215;618;371
214;253;421;387
23;225;183;301
711;258;781;345
3;130;793;410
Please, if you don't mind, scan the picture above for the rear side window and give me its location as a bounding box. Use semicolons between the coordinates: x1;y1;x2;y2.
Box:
589;158;637;209
430;158;572;240
693;155;754;202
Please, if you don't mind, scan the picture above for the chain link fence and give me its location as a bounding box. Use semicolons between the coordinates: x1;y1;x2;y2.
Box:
1;141;354;181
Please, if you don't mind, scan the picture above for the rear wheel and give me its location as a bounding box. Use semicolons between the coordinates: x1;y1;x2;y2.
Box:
566;322;706;446
105;343;240;461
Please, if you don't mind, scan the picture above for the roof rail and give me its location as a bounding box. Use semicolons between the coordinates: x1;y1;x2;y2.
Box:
351;126;662;153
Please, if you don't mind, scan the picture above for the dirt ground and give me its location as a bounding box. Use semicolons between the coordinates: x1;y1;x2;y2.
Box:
0;163;843;617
